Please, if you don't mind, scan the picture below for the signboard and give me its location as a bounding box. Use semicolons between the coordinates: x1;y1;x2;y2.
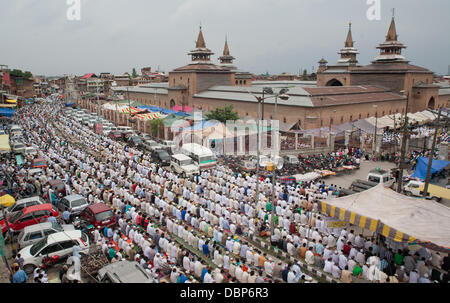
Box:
94;123;103;134
327;220;348;228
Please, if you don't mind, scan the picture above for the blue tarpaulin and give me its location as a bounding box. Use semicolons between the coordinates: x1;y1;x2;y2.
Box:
0;108;15;118
65;102;75;107
411;157;450;180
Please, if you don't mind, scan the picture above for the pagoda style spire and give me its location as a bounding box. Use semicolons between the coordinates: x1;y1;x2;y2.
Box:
386;16;398;41
374;11;408;63
337;22;359;65
345;22;354;48
196;26;206;48
188;26;214;63
219;35;235;67
223;36;230;56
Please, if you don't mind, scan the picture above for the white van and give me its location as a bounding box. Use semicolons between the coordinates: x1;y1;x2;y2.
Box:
180;143;216;170
10;125;22;136
367;169;394;188
19;230;90;274
170;153;199;177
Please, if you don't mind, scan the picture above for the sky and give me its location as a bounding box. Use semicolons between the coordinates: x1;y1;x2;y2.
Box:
1;0;449;77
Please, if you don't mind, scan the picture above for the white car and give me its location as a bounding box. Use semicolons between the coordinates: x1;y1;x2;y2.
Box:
19;230;90;274
24;147;38;156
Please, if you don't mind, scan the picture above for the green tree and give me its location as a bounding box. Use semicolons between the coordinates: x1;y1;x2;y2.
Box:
132;68;138;78
149;118;164;138
302;69;308;80
205;105;239;123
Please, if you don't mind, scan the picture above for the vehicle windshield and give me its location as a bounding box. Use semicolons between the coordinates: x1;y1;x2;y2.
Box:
9;210;23;223
30;237;48;256
71;198;87;208
180;159;193;166
95;210;114;222
157;151;170;158
14;144;25;148
368;175;381;183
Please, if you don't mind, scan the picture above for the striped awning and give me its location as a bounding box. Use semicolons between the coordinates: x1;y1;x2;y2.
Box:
119;106;166;120
319;200;417;244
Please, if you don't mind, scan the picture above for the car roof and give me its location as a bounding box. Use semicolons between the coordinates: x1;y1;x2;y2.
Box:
98;260;152;283
87;203;112;214
23;203;54;215
46;230;82;244
22;222;54;233
15;196;45;205
63;194;86;201
171;153;191;161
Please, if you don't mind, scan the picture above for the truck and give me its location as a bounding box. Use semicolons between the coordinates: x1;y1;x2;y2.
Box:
170;153;200;177
367;169;395;188
403;180;449;202
180;143;216;170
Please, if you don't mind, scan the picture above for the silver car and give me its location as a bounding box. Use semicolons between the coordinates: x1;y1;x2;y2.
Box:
97;261;153;283
17;222;75;250
58;194;89;215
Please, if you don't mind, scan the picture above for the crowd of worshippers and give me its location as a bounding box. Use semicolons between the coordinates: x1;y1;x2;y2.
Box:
5;98;449;283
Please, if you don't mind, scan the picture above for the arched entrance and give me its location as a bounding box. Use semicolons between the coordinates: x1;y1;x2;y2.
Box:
170;99;175;108
427;97;435;109
325;79;343;86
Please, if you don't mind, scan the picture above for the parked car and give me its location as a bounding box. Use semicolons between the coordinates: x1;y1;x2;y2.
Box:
144;140;161;151
151;149;171;166
19;230;90;274
160;140;176;153
57;194;89;215
97;260;153;283
404;180;444;201
32;158;47;169
79;203;115;229
12;142;26;154
0;204;59;236
0;196;46;221
24;146;38;157
108;131;123;140
17;222;75;250
48;179;67;197
128;136;144;148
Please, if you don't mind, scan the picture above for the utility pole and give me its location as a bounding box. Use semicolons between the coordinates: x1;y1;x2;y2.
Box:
396;92;409;193
423;107;442;197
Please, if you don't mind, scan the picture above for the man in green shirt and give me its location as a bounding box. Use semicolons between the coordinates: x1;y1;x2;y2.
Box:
353;263;363;277
394;249;404;265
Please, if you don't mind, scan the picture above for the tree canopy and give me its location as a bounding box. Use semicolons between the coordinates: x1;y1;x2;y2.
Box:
132;68;138;78
205;105;239;123
9;69;33;79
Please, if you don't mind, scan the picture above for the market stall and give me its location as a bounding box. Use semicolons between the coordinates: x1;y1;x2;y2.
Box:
318;185;450;253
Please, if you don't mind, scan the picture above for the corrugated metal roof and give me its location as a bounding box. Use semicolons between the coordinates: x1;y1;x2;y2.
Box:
112;86;168;95
194;87;314;107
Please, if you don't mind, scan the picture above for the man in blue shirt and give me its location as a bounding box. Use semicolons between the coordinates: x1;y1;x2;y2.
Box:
12;266;28;283
62;209;71;224
202;241;210;256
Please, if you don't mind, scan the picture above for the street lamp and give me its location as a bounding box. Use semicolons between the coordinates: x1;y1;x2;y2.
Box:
268;88;289;237
373;105;378;154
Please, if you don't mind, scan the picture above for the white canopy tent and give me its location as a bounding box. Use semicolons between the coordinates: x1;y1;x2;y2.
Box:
319;185;450;252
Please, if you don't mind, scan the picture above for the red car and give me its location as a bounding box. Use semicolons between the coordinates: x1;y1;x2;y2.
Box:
1;204;59;235
80;203;115;229
108;131;123;140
